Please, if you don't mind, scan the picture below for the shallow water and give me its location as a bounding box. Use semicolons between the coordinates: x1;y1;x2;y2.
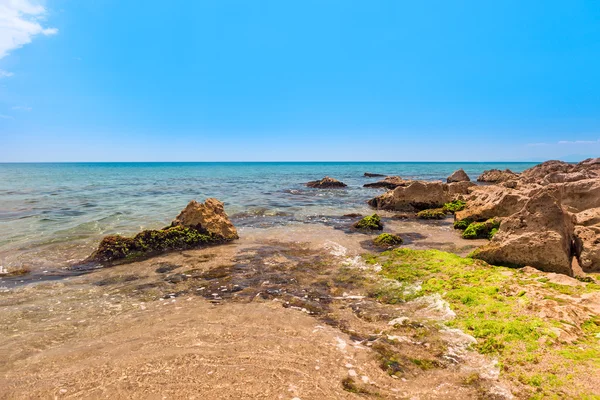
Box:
0;162;535;271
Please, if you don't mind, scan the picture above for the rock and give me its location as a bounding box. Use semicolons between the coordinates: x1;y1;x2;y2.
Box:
447;181;475;196
306;176;347;189
171;198;239;240
363;176;409;189
573;207;600;227
477;169;518;183
544;178;600;212
578;157;600;166
455;185;528;222
90;199;238;263
573;226;600;272
353;214;383;230
367;181;451;211
520;160;574;183
373;233;403;247
364;172;386;177
446;168;470;183
502;180;518;189
543;170;596;184
472;192;574;275
416;208;447;220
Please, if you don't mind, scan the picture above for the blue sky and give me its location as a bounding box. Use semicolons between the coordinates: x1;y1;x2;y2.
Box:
1;0;599;162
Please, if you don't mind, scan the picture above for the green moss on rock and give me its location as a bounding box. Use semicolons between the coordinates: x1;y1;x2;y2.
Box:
92;225;217;263
462;218;500;240
443;199;467;213
453;218;472;230
353;214;383;230
416;208;447;220
373;233;403;247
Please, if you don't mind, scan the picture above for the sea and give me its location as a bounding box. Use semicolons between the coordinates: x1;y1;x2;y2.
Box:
0;162;537;272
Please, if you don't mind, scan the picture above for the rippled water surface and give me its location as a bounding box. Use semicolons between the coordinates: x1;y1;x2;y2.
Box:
0;162;536;270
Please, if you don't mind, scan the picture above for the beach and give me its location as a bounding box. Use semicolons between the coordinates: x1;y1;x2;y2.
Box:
1;161;599;399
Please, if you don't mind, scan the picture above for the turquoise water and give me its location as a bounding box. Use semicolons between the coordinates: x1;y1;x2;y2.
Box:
0;162;536;271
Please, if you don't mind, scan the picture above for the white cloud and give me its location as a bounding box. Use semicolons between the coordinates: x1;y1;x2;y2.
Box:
0;114;14;119
0;0;58;60
12;105;31;111
0;69;14;77
557;139;600;145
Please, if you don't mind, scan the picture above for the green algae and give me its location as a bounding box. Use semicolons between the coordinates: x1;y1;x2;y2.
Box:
443;199;467;213
92;225;217;263
373;233;403;247
363;248;600;399
416;208;447;220
453;218;472;230
462;218;500;239
353;214;383;230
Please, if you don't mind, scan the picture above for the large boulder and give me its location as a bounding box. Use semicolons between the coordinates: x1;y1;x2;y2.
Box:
363;176;409;189
573;226;600;272
306;176;347;189
446;168;470;183
472;192;574;276
543;170;597;184
477;169;518;183
171;198;239;240
455;185;528;222
90;199;238;264
368;181;451;211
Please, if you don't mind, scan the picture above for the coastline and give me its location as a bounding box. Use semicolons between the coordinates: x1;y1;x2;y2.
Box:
1;160;599;399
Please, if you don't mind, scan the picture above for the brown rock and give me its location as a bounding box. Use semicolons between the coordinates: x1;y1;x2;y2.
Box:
364;172;386;177
573;226;600;272
172;198;239;240
520;160;574;183
473;192;573;275
306;176;347;189
543;170;596;184
544;178;600;212
367;181;451;211
363;176;409;189
447;181;476;197
476;169;518;183
455;185;528;222
574;207;600;227
446;168;470;183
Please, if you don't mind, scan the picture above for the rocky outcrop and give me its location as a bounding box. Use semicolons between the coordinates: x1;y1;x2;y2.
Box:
520;160;575;184
172;198;239;240
543;178;600;212
455;185;528;222
446;168;470;183
90;199;238;264
363;176;409;189
364;172;386;177
368;181;451;211
473;192;574;276
477;169;518;183
306;176;347;189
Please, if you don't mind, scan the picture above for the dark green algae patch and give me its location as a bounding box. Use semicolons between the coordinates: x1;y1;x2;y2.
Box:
89;225;226;264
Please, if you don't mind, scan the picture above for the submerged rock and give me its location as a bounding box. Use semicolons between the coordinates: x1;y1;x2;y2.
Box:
472;192;574;275
367;181;451;211
89;198;238;264
416;208;447;220
373;233;403;247
363;176;409;189
477;169;518;183
446;168;470;183
353;214;383;230
306;176;347;189
364;172;386;177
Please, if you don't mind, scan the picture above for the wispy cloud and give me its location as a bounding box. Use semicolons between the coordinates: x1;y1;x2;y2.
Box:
0;114;14;119
557;139;600;145
0;0;58;63
0;69;14;78
528;138;600;147
12;105;31;111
